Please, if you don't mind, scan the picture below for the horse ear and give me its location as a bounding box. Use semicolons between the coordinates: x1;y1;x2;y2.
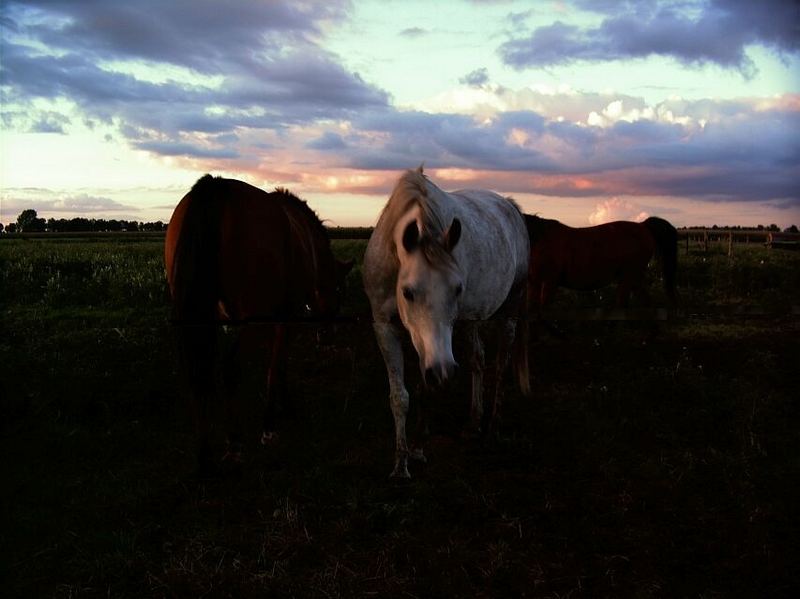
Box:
417;163;424;174
444;218;461;252
402;220;420;252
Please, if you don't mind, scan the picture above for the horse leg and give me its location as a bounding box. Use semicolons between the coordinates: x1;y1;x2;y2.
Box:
221;332;244;464
464;322;485;438
632;277;660;342
538;280;566;339
261;324;288;446
633;283;650;307
527;280;542;341
410;382;430;464
482;319;515;439
615;280;632;308
373;321;412;478
180;324;217;476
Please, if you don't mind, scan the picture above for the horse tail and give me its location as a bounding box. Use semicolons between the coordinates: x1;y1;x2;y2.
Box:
168;174;226;472
171;174;224;322
643;216;678;304
512;283;531;397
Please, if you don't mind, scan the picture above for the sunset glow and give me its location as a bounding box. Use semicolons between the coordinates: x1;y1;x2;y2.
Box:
1;0;798;228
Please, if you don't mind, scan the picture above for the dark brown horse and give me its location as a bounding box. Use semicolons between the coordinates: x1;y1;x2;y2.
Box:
165;174;351;473
525;215;678;310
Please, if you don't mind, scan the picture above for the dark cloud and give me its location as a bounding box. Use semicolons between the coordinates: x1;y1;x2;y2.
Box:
459;67;490;87
347;109;555;171
500;0;800;74
30;112;71;134
343;97;799;204
399;27;428;38
134;140;240;160
3;194;139;214
14;0;347;72
1;1;796;209
306;132;347;150
1;0;388;158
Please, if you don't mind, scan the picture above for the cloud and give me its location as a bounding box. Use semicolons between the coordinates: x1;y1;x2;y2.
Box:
459;67;490;87
399;27;428;38
55;194;139;212
306;132;347;150
499;0;800;74
1;0;388;159
134;140;240;160
588;197;649;225
1;1;797;214
15;0;349;72
346;109;554;171
2;193;138;215
328;92;799;204
30;111;71;134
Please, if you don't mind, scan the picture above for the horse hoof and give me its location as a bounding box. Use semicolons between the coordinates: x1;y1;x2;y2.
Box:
460;427;481;441
409;448;427;463
389;465;411;479
221;450;243;464
261;431;280;446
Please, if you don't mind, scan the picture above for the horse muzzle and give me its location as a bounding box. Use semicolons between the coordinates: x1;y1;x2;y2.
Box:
424;360;458;388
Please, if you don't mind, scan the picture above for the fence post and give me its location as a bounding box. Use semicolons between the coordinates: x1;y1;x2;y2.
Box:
703;229;709;253
728;231;734;258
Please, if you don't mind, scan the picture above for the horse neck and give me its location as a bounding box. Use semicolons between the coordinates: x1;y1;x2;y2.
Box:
282;201;327;296
383;171;450;236
527;215;563;240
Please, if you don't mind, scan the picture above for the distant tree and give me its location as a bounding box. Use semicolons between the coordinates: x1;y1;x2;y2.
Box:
141;220;166;231
6;222;17;233
16;209;46;232
785;225;799;234
0;222;4;234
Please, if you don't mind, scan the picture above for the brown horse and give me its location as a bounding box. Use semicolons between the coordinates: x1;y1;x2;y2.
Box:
165;174;351;473
525;215;678;310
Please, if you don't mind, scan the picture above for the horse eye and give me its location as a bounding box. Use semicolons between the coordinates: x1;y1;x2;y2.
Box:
455;284;463;297
402;287;414;302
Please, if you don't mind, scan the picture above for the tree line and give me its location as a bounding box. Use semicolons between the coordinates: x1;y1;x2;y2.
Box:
679;224;798;232
1;208;797;236
2;209;167;233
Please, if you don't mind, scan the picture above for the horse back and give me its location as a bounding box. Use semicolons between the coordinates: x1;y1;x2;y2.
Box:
217;186;295;320
530;220;655;290
449;191;529;318
166;176;297;322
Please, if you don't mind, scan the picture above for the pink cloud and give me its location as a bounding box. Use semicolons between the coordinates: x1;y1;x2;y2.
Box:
588;197;649;225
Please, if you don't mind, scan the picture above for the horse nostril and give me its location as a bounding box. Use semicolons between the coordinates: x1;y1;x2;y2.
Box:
424;367;438;387
425;363;457;387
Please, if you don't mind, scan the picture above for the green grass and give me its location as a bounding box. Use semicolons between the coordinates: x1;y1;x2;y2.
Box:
1;235;798;597
3;237;797;317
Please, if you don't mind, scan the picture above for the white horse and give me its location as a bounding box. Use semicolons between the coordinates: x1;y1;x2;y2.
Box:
363;166;530;478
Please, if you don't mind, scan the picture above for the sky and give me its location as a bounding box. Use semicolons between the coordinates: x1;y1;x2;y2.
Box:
1;0;799;229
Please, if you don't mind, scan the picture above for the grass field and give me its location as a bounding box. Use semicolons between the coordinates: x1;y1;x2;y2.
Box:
1;235;798;597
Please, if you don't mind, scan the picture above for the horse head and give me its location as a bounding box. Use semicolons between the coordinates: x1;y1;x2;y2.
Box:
311;258;353;317
395;213;464;387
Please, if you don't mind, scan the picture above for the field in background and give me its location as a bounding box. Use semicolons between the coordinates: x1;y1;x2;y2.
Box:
1;235;798;597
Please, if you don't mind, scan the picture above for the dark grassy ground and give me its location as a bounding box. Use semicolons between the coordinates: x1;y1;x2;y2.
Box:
1;237;798;597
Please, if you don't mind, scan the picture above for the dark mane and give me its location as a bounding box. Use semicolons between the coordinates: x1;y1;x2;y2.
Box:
378;167;458;270
274;187;330;246
525;213;562;244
